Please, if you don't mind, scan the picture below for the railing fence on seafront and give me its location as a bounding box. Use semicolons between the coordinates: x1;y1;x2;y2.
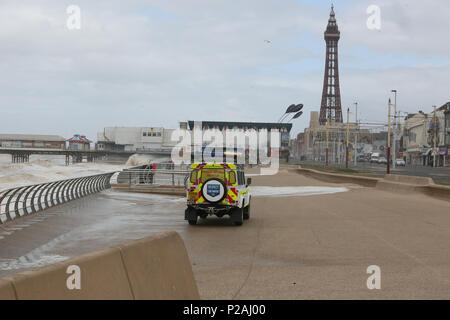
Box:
113;168;190;187
0;172;116;224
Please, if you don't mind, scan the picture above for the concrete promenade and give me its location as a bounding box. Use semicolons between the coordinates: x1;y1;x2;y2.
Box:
1;167;449;299
185;168;450;299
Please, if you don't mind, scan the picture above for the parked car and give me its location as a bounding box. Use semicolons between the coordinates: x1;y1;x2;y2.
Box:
357;155;367;162
395;158;406;166
378;157;387;164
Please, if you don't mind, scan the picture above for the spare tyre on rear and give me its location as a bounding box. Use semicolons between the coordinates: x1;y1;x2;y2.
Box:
201;178;227;204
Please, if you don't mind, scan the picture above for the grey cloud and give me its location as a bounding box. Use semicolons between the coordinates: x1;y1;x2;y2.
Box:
0;0;448;140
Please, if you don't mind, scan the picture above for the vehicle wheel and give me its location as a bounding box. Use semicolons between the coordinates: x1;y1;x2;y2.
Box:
185;207;197;225
243;204;250;220
232;207;243;226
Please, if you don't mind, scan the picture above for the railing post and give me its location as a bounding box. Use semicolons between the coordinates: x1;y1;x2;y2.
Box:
106;173;113;189
43;181;59;209
93;175;101;193
0;189;16;222
64;179;76;201
75;177;89;198
54;180;70;205
21;185;40;216
72;177;85;199
49;180;66;207
33;183;48;213
69;179;78;200
4;188;22;221
14;186;34;217
86;176;94;195
100;175;108;191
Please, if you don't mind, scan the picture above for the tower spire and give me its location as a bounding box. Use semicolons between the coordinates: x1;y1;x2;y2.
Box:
319;5;343;125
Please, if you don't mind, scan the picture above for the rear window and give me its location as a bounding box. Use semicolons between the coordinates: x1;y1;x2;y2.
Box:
200;168;225;183
228;171;236;185
190;170;198;183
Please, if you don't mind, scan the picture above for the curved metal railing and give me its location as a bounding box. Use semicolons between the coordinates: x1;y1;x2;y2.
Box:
0;172;116;224
115;169;189;186
114;163;189;187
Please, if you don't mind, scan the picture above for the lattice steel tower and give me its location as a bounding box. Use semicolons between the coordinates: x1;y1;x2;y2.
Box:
319;5;343;125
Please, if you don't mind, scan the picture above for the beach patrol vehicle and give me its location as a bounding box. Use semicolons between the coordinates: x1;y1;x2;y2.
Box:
185;163;251;226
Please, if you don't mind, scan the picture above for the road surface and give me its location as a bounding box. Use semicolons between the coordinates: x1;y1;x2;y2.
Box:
1;167;450;299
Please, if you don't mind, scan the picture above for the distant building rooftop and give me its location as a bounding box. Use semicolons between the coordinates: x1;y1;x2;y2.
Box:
0;134;66;142
187;121;293;132
67;134;91;144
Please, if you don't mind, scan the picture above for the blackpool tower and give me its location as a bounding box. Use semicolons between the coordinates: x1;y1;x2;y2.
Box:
319;5;343;125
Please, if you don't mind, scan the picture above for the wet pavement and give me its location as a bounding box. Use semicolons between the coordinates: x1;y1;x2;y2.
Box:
0;184;349;277
0;190;186;277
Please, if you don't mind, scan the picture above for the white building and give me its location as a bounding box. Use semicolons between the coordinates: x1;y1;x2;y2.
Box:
404;108;446;166
96;127;177;152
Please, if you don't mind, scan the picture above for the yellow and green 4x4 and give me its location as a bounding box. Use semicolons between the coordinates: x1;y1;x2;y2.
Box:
185;163;251;226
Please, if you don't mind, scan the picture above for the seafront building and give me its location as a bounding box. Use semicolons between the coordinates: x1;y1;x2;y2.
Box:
298;111;370;163
0;134;66;150
96;121;293;160
67;134;91;151
95;127;177;152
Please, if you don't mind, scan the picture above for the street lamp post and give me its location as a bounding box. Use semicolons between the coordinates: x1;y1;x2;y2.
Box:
387;98;392;174
391;90;397;169
354;102;358;166
326;118;329;166
433;105;437;167
346;108;350;169
277;104;304;162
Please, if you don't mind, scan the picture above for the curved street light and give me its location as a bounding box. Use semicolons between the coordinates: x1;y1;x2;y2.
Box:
278;104;303;123
278;104;296;122
291;104;303;113
287;111;303;122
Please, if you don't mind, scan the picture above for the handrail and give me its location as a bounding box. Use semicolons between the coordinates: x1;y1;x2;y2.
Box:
0;172;116;224
115;168;189;187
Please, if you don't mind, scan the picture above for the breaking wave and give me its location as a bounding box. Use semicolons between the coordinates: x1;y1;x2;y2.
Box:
0;154;128;190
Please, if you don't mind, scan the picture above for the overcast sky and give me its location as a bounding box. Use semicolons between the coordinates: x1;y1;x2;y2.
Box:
1;0;449;140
